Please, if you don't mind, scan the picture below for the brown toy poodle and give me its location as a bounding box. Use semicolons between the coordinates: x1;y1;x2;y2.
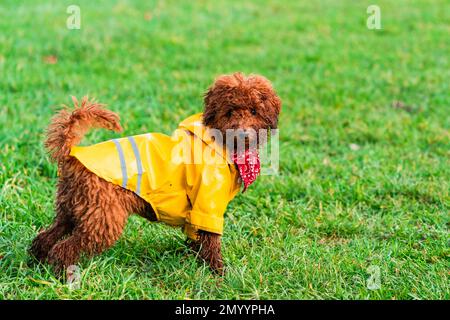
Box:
29;72;281;275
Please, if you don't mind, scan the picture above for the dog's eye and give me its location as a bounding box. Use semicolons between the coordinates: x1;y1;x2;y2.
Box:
226;110;233;118
251;108;257;115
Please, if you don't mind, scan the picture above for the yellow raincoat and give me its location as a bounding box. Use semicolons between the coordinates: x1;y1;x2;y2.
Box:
69;113;241;240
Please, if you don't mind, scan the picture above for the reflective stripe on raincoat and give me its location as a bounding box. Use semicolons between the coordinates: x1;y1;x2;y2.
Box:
69;113;241;240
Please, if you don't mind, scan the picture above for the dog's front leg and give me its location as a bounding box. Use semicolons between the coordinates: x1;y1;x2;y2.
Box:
197;230;224;274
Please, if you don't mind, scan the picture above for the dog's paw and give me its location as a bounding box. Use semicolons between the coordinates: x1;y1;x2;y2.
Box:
198;247;224;275
29;237;50;263
209;257;224;275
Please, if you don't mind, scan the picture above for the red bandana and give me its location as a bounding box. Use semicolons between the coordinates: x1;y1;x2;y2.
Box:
232;148;261;192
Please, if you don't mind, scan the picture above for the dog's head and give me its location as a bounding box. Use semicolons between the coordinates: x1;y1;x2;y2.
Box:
203;72;281;151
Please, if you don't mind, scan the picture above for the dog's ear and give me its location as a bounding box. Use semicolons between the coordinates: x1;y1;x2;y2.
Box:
203;74;242;126
267;94;281;129
203;86;216;126
249;75;282;129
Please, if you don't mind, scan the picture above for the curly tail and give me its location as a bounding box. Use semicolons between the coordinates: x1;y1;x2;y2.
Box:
45;96;123;163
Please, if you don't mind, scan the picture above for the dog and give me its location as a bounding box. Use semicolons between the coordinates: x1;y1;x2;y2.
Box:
29;72;281;275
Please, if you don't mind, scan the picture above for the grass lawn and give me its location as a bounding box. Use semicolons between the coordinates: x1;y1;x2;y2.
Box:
0;0;449;299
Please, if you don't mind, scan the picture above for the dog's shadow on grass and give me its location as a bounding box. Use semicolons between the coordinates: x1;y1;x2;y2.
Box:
101;234;200;272
24;239;197;283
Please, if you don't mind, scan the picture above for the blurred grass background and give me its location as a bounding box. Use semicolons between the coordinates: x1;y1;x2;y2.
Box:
0;0;449;299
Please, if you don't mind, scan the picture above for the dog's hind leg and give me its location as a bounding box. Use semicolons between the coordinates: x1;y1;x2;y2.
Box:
29;202;74;263
44;162;141;275
47;197;129;275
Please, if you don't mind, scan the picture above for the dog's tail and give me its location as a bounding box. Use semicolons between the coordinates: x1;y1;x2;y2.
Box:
45;96;122;163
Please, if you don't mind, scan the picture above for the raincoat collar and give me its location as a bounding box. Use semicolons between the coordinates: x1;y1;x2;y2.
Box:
178;113;234;165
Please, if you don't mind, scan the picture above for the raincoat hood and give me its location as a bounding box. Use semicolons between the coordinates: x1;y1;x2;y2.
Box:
178;113;234;165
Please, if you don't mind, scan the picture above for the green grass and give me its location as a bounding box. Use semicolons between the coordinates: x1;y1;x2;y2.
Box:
0;0;449;299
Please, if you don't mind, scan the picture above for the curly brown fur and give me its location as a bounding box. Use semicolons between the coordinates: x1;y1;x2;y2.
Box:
30;98;154;274
30;157;156;275
197;231;224;274
198;73;281;272
45;96;122;164
30;73;281;276
203;72;281;145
